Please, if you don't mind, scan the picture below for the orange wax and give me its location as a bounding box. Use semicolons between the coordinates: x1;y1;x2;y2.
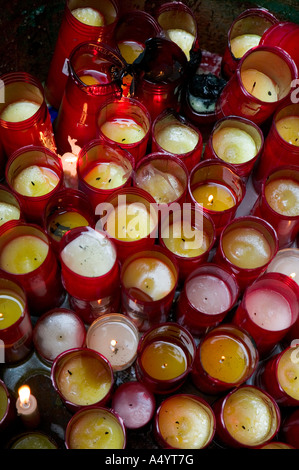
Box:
117;40;144;64
192;183;236;212
141;341;187;380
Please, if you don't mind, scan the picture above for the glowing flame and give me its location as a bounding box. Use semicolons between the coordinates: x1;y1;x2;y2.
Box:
290;272;296;279
208;195;214;205
110;339;117;352
18;385;31;408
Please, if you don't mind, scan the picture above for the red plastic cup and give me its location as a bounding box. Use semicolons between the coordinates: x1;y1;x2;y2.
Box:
281;409;299;449
44;0;120;110
260;21;299;73
0;184;22;228
0;379;16;431
0;72;56;158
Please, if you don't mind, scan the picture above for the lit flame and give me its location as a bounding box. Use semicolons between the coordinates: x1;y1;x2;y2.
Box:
208;195;214;205
58;136;81;189
110;339;117;352
290;272;296;279
18;385;31;408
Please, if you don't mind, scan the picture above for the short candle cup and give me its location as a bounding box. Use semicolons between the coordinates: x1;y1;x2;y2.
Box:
251;166;299;248
96;96;151;164
188;160;246;237
65;405;126;449
86;313;139;372
0;184;22;228
266;248;299;287
151;109;203;172
221;7;278;79
217;46;297;126
0;379;16;431
203;115;264;180
214;215;278;292
212;385;281;449
191;324;259;395
77;139;134;210
135;322;196;395
159;205;216;283
0;72;56;158
281;408;299;449
120;247;179;332
59;226;120;324
33;308;86;365
51;348;114;413
0;221;65;315
175;263;239;338
154;394;215;450
5;145;64;226
44;0;120;110
260;21;299;73
8;432;58;449
233;272;299;358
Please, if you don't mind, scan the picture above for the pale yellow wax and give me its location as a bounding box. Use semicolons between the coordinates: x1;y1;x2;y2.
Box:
265;178;299;217
0;235;49;274
162;220;210;258
230;34;261;59
117;41;144;65
105;202;156;241
156;123;199;154
100;118;146;145
212;127;257;164
84;162;127;190
166;29;195;60
276;116;299;146
135;164;184;204
71;7;105;26
277;348;299;400
13;165;59;197
241;69;279;102
1;101;40;122
0;203;20;226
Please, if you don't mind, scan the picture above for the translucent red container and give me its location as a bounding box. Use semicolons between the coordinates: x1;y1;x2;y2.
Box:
281;409;299;449
260;21;299;72
45;0;120;110
0;184;22;228
0;379;16;430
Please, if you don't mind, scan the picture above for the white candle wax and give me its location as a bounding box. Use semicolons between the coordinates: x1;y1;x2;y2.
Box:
230;34;261;59
155;122;199;155
0;202;20;226
266;249;299;286
186;274;232;315
166;29;195;60
1;101;40;122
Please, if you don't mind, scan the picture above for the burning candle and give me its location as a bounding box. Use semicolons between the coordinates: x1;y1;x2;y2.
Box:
16;385;40;429
154;394;215;449
266;248;299;286
192;183;236;212
9;432;58;449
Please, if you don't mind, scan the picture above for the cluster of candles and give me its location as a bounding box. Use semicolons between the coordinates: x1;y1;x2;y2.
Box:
0;0;299;450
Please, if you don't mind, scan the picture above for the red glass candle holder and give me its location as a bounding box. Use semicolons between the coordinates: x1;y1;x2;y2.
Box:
96;96;151;163
77;139;134;210
281;409;299;449
0;184;22;228
51;348;114;413
203;115;264;180
212;385;281;448
0;72;56;158
43;187;95;255
251;166;299;249
0;379;16;431
214;215;279;292
120;246;178;332
135;322;196;395
221;8;278;79
217;46;297;126
175;263;239;337
151;109;203;172
0;275;33;364
255;345;299;407
44;0;120;110
159;205;216;283
111;381;156;430
0;139;6;181
0;221;65;315
252;102;299;192
65;405;126;449
191;324;259;395
154;394;215;450
54;41;126;154
96;187;159;264
188;159;246;237
59;226;120;324
5;145;64;226
233;272;299;357
260;21;299;73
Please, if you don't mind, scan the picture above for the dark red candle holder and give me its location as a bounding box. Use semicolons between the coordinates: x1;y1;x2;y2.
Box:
260;21;299;73
0;379;16;431
281;408;299;449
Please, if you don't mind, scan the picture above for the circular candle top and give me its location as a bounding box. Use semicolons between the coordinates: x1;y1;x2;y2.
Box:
0;202;20;227
155;123;199;154
118;40;144;65
10;433;58;449
212;127;257;164
0;290;24;329
141;340;187;380
1;100;40;122
192;183;236;212
166;29;195;60
261;442;294;449
100;118;146;145
105;202;156;241
13;165;59;197
186;274;232;315
0;235;49;274
48;211;90;243
267;249;299;286
71;7;105;26
265;178;299;217
276;116;299;146
0;383;8;422
241;69;279;103
230;34;261;59
277;348;299;400
84;162;128;190
162;220;210;258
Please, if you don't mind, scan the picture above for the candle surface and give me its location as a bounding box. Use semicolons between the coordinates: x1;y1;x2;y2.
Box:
48;211;89;243
230;34;261;59
162;220;210;258
265;179;299;217
122;257;176;301
13;165;59;197
155;123;199;154
141;340;187;380
84;162;128;190
10;433;57;449
158;395;212;449
276;116;299;146
0;235;49;274
105;202;156;241
0;202;20;226
100;118;146;145
245;289;292;331
135;164;184;204
212;127;257;164
222;227;271;269
186;274;231;315
241;69;279;102
267;250;299;286
166;29;195;60
192;183;236;212
277;348;299;400
117;40;144;64
1;100;40;122
0;385;8;421
0;290;24;329
71;7;105;26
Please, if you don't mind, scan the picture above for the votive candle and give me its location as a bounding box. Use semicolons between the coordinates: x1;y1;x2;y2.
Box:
0;184;21;228
0;379;16;431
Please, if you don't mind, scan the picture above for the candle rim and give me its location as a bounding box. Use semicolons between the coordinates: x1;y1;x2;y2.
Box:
262;166;299;220
66;0;120;31
275;345;299;401
0;379;11;425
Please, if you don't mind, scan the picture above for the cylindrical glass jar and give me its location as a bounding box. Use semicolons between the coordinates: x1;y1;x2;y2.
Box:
260;21;299;73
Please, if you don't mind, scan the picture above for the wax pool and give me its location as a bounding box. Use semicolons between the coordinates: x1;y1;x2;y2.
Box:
0;203;20;226
276;116;299;146
10;433;57;449
230;34;261;59
71;7;105;26
100;118;146;145
0;235;49;274
192;183;236;212
141;341;187;380
265;179;299;217
0;290;24;329
277;348;299;401
105;202;156;241
135;164;184;204
212;127;257;164
186;274;232;315
162;220;210;258
241;69;279;102
13;165;59;197
0;100;40;122
166;29;195;60
47;211;90;243
155;122;199;154
84;162;127;190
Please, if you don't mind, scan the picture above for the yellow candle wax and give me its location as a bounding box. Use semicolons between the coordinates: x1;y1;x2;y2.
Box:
241;68;279;102
57;354;112;406
261;442;294;449
13;165;59;197
71;7;105;26
0;235;49;274
100;118;146;145
230;34;261;59
156;123;199;154
84;162;128;190
48;211;89;242
141;341;187;380
276;116;299;146
79;75;100;85
135;164;184;204
0;385;8;421
68;408;125;449
223;388;274;446
105;202;156;241
277;348;299;401
212;127;257;164
265;179;299;217
192;183;236;212
222;227;272;269
158;395;213;449
117;40;144;64
166;29;195;60
200;335;249;383
122;257;176;301
0;202;20;226
0;290;24;329
162;220;210;258
1;100;40;122
10;433;57;449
